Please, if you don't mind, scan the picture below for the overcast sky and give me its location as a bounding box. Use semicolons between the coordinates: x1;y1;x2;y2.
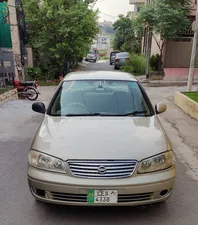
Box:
94;0;134;22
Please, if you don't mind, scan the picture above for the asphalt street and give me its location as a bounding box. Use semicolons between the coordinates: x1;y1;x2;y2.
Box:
0;60;198;225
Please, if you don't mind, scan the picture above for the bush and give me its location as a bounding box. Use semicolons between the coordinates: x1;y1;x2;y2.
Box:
121;54;147;75
150;54;160;71
25;66;42;80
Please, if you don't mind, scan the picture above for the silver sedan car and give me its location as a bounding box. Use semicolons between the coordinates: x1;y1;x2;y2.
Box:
28;71;176;206
114;52;129;70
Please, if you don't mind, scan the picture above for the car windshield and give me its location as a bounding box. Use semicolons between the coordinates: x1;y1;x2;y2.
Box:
89;50;95;54
49;80;152;117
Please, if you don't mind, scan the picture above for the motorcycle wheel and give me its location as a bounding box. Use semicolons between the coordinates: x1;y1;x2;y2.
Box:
26;87;39;101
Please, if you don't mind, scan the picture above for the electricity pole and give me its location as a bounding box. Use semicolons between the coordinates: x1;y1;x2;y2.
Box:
145;0;152;78
187;3;198;91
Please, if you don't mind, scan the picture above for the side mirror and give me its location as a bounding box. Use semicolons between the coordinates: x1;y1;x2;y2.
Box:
32;102;46;114
155;103;167;114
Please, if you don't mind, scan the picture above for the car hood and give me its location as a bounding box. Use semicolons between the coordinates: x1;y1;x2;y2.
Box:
32;115;171;161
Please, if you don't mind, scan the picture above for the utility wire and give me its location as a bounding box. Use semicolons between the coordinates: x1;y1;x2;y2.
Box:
99;12;116;18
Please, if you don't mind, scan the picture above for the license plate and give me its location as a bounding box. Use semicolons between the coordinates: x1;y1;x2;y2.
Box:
87;190;118;204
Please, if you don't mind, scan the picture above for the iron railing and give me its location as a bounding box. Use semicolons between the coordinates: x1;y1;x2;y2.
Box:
0;72;14;87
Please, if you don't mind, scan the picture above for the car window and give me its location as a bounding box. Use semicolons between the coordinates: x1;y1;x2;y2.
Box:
116;52;129;58
111;52;118;56
49;80;152;117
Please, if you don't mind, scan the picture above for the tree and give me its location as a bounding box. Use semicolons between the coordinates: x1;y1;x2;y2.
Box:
23;0;99;79
136;0;189;70
113;15;143;54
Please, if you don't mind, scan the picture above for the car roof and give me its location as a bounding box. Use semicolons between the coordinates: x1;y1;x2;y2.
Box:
63;71;137;81
116;52;128;55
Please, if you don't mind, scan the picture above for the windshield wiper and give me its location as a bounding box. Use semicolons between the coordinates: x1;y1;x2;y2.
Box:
65;113;102;117
122;111;147;116
65;111;149;117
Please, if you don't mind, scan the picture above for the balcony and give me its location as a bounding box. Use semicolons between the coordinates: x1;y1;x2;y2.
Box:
129;0;145;5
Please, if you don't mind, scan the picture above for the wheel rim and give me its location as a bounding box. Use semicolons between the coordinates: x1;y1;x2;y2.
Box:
27;89;37;100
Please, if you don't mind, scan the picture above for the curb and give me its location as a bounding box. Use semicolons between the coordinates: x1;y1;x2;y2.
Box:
0;88;18;106
148;81;198;87
174;92;198;120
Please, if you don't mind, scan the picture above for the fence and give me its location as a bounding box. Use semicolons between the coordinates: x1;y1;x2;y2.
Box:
0;72;14;87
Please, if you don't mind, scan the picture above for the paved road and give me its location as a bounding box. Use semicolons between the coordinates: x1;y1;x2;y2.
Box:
1;60;198;225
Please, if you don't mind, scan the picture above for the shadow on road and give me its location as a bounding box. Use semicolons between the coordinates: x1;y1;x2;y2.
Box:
34;201;169;224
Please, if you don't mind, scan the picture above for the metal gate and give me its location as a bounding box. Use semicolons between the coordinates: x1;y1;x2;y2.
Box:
0;48;15;87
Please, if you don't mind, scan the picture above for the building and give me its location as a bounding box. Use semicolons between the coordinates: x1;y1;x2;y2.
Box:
129;0;160;57
0;0;30;82
0;1;15;86
91;35;111;51
130;0;198;81
163;0;198;80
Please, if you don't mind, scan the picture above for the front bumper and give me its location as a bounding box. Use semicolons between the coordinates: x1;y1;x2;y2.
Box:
28;165;176;206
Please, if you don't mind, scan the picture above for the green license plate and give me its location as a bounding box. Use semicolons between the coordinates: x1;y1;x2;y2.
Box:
87;190;118;204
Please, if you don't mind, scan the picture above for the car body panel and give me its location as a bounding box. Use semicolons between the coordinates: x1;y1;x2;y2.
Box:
63;71;137;81
110;51;119;64
31;116;170;161
28;165;175;206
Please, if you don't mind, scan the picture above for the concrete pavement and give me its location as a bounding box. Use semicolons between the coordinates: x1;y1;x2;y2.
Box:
0;60;198;225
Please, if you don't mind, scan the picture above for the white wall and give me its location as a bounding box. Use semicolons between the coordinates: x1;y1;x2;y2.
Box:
26;47;33;67
151;35;160;55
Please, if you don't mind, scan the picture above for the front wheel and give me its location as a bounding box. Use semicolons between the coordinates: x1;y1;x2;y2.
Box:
26;87;39;101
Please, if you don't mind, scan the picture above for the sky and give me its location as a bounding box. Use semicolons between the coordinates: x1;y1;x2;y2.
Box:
94;0;134;22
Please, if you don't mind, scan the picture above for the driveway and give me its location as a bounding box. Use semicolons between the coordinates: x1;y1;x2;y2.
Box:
0;60;198;225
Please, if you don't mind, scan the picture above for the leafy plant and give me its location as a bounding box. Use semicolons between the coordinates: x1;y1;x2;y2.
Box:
23;0;99;79
150;54;160;71
25;66;42;80
113;15;142;54
121;54;147;76
135;0;189;70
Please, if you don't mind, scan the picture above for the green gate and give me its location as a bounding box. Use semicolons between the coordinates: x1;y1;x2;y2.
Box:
0;2;12;48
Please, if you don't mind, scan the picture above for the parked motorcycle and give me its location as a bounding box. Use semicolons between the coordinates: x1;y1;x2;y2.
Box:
13;79;40;101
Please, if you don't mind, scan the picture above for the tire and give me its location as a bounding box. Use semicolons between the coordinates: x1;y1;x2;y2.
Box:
110;62;112;65
26;87;39;101
114;66;119;70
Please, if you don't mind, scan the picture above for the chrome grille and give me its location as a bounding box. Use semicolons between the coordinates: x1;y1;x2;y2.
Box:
68;160;137;178
118;193;153;202
50;192;153;203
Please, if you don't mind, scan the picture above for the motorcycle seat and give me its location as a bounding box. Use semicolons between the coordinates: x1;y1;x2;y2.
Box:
19;81;35;86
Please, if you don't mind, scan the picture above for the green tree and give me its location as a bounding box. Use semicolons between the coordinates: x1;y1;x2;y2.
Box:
136;0;189;70
23;0;99;79
113;15;142;54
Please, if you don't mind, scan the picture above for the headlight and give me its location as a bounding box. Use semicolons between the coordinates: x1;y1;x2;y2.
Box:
28;150;66;173
138;151;174;174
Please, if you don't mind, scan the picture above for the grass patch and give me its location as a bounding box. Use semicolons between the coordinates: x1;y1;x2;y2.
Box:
183;92;198;103
0;88;12;95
